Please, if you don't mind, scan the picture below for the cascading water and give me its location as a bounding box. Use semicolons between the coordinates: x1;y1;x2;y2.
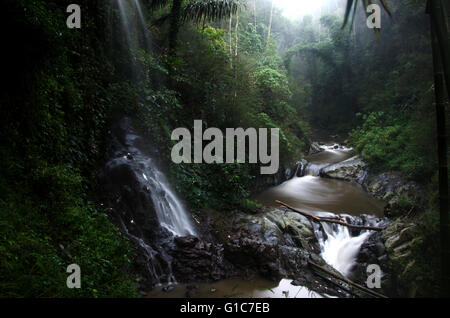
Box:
302;143;354;177
111;0;196;237
315;219;372;276
255;142;385;279
104;1;197;287
102;118;197;287
140;156;197;237
306;144;384;277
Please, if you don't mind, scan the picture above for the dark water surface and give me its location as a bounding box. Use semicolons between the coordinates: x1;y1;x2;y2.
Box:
148;277;324;298
252;175;385;217
253;145;385;217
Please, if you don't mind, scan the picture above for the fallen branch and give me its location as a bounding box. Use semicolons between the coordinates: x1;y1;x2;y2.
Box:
311;269;360;298
275;200;385;232
308;260;388;298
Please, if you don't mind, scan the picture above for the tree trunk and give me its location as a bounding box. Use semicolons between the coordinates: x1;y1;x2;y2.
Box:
235;11;239;56
229;12;233;67
266;0;274;47
254;0;257;27
430;0;450;97
169;0;182;57
428;0;450;297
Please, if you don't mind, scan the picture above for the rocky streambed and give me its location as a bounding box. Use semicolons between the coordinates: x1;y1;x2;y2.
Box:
99;119;426;298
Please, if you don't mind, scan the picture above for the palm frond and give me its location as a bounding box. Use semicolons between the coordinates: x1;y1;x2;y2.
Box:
342;0;391;30
149;0;171;10
182;0;244;24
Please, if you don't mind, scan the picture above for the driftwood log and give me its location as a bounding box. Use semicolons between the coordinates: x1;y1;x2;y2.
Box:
275;200;385;232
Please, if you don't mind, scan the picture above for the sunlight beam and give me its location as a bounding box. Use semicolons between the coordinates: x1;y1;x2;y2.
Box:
272;0;328;19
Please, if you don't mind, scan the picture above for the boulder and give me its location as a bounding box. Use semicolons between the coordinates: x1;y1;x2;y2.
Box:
321;156;368;184
379;218;422;297
194;207;343;295
171;236;235;282
363;172;426;217
309;142;324;155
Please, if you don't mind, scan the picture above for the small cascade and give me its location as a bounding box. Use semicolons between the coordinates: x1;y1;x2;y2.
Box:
313;214;384;277
295;143;354;178
102;118;197;287
116;217;174;285
293;160;307;178
304;162;328;177
140;157;196;237
314;220;371;276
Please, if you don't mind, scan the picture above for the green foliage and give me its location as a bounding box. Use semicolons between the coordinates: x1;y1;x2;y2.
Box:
182;0;241;24
171;162;254;209
0;177;137;298
0;0;138;297
123;9;310;210
350;107;437;181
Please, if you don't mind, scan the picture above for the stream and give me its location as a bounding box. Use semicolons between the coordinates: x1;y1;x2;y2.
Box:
254;143;385;277
148;142;386;298
109;2;386;298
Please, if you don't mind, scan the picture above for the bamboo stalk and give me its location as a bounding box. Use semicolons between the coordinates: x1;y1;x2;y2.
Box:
275;200;385;231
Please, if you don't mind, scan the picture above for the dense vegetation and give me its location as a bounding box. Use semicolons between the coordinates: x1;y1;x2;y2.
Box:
0;0;447;297
0;0;140;297
284;0;440;182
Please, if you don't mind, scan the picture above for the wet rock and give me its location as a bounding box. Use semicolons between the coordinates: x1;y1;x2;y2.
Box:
321;156;368;184
382;219;424;297
251;164;291;193
294;159;308;177
351;218;423;297
197;207;332;289
285;168;293;180
100;117;186;289
171;236;234;283
162;285;175;293
350;231;389;284
363;172;425;217
309;142;324;155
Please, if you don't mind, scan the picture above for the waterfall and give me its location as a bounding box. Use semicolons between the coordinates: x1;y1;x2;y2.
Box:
140;157;197;237
271;141;383;279
304;163;327;177
105;2;198;287
316;222;371;276
103;118;198;287
110;0;196;237
114;0;149;43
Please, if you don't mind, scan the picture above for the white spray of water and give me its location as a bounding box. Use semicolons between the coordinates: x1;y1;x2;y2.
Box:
114;1;196;238
318;222;371;276
141;157;197;237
